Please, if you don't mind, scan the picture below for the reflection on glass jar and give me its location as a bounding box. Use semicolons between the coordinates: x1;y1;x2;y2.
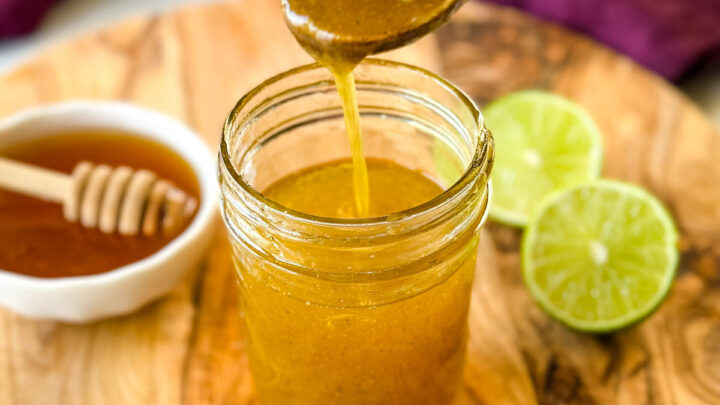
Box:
219;59;494;405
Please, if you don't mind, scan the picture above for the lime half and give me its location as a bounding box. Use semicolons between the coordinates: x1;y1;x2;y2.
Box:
522;180;679;333
484;90;603;226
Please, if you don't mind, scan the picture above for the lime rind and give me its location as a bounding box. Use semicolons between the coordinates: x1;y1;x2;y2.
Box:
485;90;603;226
521;180;679;333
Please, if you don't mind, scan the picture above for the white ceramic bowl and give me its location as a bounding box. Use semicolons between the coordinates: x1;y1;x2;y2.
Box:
0;102;217;322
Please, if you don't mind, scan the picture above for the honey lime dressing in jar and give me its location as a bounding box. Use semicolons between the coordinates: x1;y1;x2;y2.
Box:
220;60;493;403
221;1;488;403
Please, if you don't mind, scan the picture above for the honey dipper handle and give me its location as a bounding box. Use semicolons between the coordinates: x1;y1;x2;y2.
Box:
0;156;71;203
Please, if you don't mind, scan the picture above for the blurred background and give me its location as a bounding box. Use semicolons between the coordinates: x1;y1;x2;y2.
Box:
1;0;718;127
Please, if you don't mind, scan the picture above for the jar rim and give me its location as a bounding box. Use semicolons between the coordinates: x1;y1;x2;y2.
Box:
220;58;491;227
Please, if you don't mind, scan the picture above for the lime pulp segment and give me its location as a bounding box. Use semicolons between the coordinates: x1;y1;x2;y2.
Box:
484;91;603;226
521;180;679;332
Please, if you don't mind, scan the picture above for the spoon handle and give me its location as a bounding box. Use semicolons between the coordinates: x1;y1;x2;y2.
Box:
0;156;71;203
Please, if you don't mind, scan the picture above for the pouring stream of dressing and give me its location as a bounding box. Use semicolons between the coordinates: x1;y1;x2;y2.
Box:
282;0;465;217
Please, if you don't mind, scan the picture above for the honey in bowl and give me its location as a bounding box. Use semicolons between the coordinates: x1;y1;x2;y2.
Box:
0;132;199;278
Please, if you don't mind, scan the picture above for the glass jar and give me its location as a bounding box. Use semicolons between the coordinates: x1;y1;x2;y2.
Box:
219;59;493;405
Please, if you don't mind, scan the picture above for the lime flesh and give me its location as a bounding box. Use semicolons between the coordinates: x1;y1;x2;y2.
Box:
522;180;679;333
484;91;603;226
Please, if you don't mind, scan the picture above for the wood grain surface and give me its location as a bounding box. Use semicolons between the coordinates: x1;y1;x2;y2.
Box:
0;1;719;404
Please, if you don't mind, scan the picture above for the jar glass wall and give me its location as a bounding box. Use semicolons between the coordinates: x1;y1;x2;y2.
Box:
219;59;493;404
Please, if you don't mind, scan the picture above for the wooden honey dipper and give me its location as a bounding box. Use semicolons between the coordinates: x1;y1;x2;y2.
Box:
0;157;197;236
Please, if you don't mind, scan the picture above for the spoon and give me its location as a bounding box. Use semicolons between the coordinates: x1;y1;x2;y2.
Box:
282;0;468;66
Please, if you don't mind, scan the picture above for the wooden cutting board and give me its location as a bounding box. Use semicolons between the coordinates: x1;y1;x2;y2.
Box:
1;1;719;404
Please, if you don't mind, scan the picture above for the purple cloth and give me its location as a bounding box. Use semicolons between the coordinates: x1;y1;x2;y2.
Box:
484;0;720;80
0;0;58;39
